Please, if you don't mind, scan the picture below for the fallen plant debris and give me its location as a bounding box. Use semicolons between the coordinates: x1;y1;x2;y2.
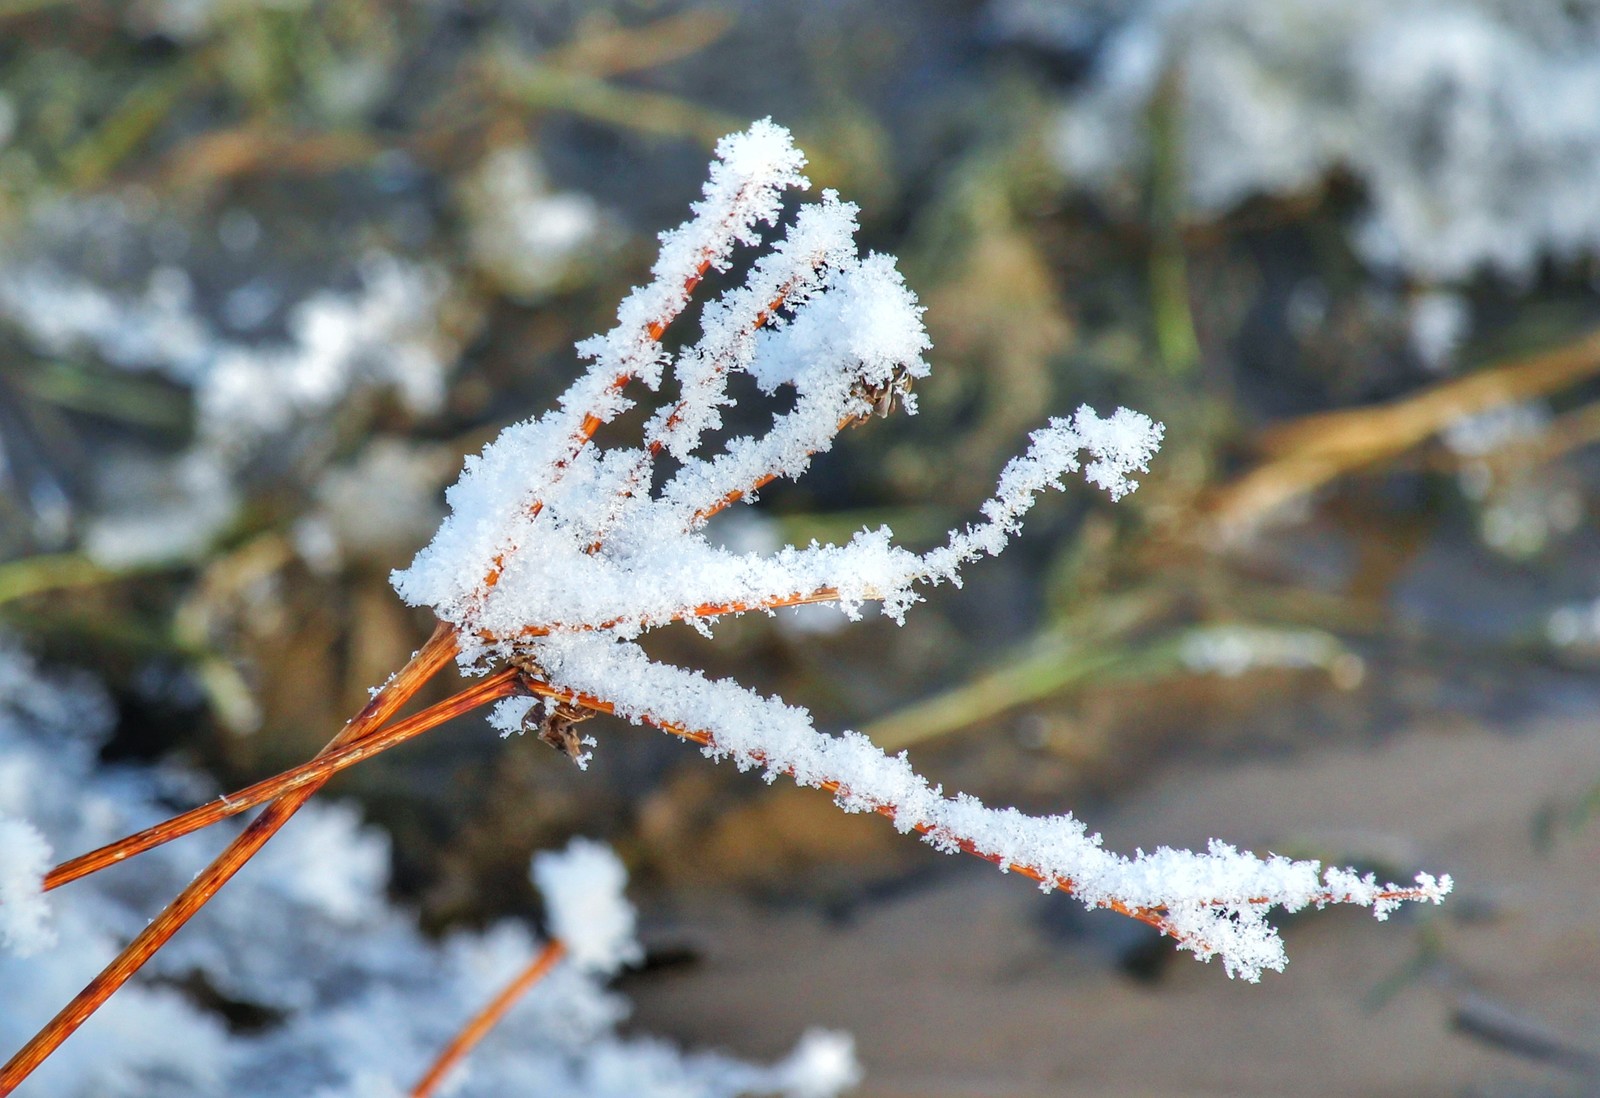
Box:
0;121;1449;1092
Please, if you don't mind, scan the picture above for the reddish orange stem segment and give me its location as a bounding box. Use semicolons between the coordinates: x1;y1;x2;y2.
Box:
480;261;714;594
411;939;567;1098
44;668;520;893
512;678;1171;934
0;623;462;1095
515;678;1435;938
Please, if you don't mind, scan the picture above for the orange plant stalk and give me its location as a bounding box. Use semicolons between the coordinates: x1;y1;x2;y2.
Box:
512;678;1444;945
411;939;567;1098
42;667;522;894
0;624;459;1094
0;121;779;1089
383;118;1444;985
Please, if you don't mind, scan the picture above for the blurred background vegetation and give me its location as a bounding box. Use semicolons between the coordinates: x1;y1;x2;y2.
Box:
5;0;1600;1091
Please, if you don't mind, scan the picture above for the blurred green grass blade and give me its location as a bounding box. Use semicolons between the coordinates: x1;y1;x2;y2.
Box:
18;361;191;433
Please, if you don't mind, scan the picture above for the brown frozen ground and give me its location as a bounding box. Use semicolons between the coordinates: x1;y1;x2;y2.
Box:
626;715;1600;1096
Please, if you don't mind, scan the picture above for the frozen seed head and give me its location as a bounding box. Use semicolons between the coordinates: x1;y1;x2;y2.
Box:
391;120;1160;661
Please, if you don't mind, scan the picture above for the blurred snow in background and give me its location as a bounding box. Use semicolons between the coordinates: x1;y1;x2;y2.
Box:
1047;0;1600;281
0;643;858;1098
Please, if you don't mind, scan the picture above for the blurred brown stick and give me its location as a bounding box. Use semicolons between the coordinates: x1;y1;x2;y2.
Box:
1210;327;1600;532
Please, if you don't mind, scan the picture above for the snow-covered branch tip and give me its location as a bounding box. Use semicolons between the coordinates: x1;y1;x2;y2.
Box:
392;119;1447;980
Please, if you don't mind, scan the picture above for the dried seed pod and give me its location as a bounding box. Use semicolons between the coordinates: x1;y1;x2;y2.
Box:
853;367;915;420
526;700;597;765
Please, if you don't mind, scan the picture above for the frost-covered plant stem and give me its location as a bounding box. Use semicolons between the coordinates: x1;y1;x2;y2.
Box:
511;673;1442;952
3;119;1450;1091
379;118;1444;982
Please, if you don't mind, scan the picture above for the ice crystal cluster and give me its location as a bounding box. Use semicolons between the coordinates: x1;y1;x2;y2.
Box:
393;120;1447;981
0;645;857;1097
1051;0;1600;281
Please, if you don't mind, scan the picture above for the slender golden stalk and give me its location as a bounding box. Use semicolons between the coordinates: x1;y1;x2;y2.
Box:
410;940;567;1098
0;623;461;1095
44;668;520;893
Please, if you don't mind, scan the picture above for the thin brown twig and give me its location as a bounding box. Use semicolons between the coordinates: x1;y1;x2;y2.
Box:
410;939;567;1098
494;584;851;647
0;622;461;1095
43;668;520;893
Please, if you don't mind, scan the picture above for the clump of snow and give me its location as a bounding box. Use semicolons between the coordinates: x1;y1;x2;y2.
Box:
0;813;54;956
742;1030;862;1098
0;243;447;453
197;254;450;452
486;695;539;738
1408;291;1472;373
1051;0;1600;282
0;194;458;569
532;839;642;975
83;450;240;569
1439;401;1583;558
1442;401;1551;460
1477;486;1583;559
1549;598;1600;649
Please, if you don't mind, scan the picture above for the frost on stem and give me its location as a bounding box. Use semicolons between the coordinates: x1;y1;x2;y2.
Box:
393;120;1448;980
